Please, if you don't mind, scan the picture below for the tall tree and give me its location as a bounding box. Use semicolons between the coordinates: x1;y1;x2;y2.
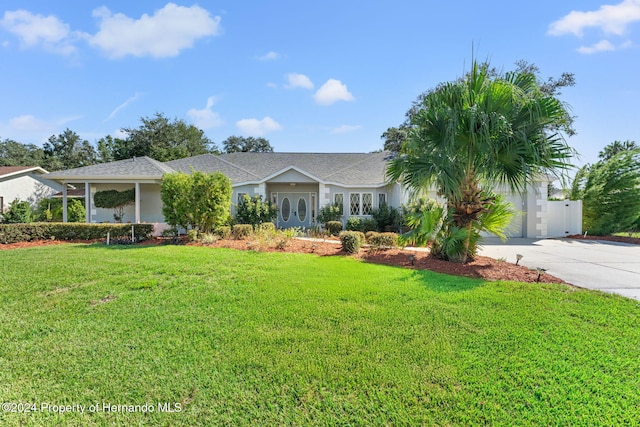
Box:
380;127;408;153
43;129;97;171
223;136;274;153
387;60;575;262
0;139;45;167
117;113;219;161
598;140;638;161
571;149;640;235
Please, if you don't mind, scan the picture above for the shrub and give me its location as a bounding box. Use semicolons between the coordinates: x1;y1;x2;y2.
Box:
258;222;276;233
214;225;231;239
0;223;154;244
94;189;135;223
367;232;398;249
346;216;362;231
199;233;218;244
326;221;343;236
362;218;377;233
161;171;232;233
34;198;85;223
339;230;364;254
187;229;199;242
235;195;277;227
161;227;179;238
365;231;378;242
317;204;342;224
232;224;253;239
2;199;32;223
371;203;403;232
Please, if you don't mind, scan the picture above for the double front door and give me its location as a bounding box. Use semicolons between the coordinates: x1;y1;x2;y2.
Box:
277;193;311;228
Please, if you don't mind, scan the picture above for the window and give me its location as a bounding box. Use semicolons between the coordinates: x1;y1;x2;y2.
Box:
378;193;387;207
334;193;344;212
350;193;360;215
362;193;373;215
349;193;374;216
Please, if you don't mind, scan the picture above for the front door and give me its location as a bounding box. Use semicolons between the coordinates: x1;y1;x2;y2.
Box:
278;193;310;228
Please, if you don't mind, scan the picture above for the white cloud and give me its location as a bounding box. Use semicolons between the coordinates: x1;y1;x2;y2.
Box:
106;93;141;121
88;3;221;58
236;117;282;136
8;114;54;132
0;9;79;54
258;51;280;61
285;73;314;90
577;39;616;54
0;114;82;144
187;96;223;129
577;39;633;53
314;79;354;105
548;0;640;37
331;125;362;134
266;82;277;88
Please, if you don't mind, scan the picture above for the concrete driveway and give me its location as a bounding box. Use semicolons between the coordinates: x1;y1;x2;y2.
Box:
479;238;640;301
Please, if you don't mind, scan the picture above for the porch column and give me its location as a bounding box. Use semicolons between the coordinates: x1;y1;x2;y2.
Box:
85;182;91;223
62;183;68;223
135;182;141;224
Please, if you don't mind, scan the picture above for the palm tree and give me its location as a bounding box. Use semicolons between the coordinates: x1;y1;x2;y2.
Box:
387;61;574;262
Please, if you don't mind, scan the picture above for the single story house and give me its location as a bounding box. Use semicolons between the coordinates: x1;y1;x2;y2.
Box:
45;152;579;238
0;166;64;213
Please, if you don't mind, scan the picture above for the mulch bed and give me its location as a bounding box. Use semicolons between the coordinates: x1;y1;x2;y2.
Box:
1;236;565;284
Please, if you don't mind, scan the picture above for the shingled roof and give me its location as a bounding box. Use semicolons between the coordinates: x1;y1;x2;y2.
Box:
167;151;392;185
46;156;175;180
45;152;394;186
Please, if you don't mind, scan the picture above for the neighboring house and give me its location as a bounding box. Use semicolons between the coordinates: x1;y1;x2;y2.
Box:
45;152;578;237
0;166;64;213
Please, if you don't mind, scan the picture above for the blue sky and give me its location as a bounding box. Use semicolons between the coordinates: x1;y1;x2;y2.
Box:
0;1;639;168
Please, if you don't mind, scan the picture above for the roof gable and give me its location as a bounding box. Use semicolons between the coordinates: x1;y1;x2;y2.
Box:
0;166;47;179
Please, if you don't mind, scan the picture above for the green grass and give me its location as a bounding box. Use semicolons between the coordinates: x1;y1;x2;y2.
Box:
1;244;639;426
614;231;640;238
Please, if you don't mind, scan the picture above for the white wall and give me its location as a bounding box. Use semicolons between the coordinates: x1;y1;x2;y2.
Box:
90;183;164;224
547;200;582;237
0;174;63;210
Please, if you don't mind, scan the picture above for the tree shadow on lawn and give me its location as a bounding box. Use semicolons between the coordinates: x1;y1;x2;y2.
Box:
404;268;484;293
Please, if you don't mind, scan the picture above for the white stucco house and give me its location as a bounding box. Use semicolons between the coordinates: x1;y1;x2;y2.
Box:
45;152;580;238
0;166;64;213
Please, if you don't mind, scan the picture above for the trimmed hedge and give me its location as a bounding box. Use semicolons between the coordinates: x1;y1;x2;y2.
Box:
214;226;231;239
365;231;398;249
340;230;365;254
0;223;154;244
258;222;276;233
232;224;253;239
326;221;343;236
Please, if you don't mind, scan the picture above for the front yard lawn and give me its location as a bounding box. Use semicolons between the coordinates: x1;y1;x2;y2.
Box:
1;244;639;426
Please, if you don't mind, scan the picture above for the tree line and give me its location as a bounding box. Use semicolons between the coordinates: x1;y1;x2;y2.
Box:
0;113;274;171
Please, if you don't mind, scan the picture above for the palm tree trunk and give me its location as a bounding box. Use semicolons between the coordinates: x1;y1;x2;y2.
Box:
461;221;473;264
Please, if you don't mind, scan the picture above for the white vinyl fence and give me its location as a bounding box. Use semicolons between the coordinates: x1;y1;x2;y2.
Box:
546;200;582;237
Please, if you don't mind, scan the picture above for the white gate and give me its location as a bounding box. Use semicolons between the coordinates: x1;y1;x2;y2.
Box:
547;200;582;237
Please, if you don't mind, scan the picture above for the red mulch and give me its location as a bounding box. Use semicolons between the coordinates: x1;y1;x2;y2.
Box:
0;239;97;250
566;234;640;245
1;237;564;284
